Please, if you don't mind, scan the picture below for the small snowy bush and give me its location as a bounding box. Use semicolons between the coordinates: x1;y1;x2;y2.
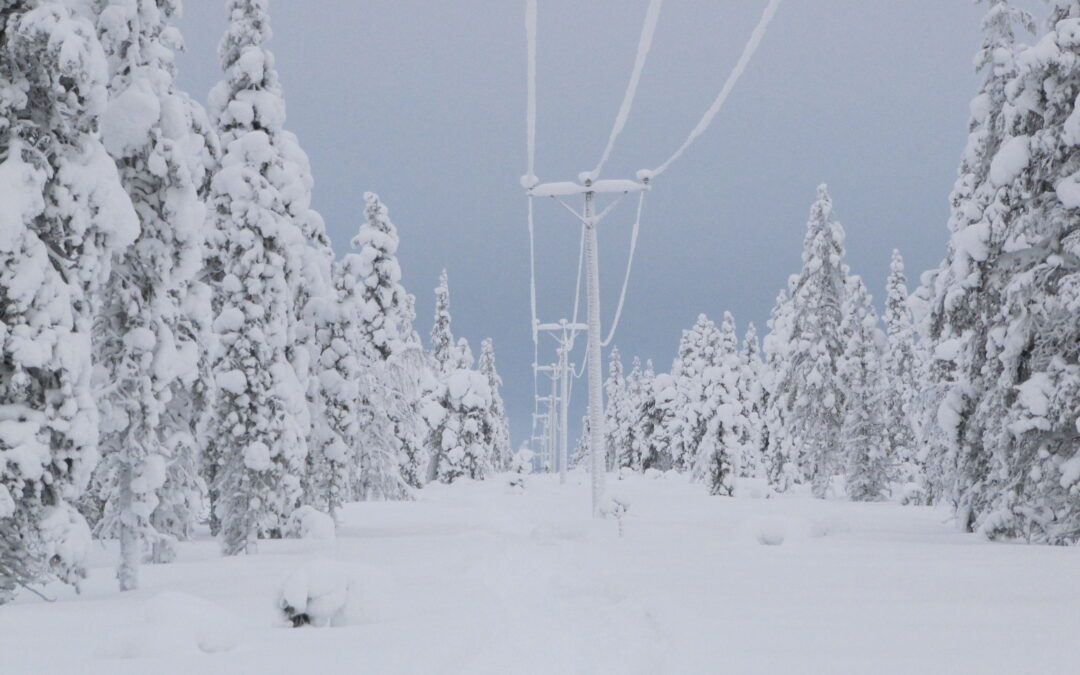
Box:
277;560;391;628
600;496;631;537
285;506;336;541
752;517;787;546
507;475;526;494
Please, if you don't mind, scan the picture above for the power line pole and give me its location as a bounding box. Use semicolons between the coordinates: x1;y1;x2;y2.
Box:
528;176;648;516
582;185;604;516
538;320;587;484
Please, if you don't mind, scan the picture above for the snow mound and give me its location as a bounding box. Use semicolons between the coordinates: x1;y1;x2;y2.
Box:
96;592;242;659
278;560;391;627
286;505;336;540
751;517;787;546
734;477;774;499
805;516;851;538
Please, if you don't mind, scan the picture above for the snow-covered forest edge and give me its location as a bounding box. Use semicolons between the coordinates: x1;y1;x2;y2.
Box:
1;0;1079;669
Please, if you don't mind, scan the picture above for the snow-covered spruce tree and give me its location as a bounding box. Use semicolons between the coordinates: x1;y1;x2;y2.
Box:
571;415;590;469
640;369;677;471
629;359;674;472
838;277;891;502
352;363;409;501
206;0;317;554
354;192;411;359
738;322;766;478
603;347;627;471
970;2;1080;542
424;369;493;483
669;314;722;472
430;269;454;375
773;186;849;498
762;288;797;490
478;339;512;472
455;337;474;370
919;0;1035;528
305;263;364;518
310;200;410;505
715;312;747;474
0;0;139;601
351;192;427;489
692;352;748;497
882;250;920;493
89;0;220;589
617;357;646;471
387;318;433;490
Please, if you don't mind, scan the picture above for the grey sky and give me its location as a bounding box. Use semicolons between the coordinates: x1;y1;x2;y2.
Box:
177;1;1012;446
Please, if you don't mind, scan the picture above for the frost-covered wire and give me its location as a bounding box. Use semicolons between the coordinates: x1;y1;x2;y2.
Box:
524;0;538;183
602;190;647;347
651;0;782;178
590;0;664;180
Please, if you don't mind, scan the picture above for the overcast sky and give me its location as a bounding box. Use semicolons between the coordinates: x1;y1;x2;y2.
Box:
177;0;1033;447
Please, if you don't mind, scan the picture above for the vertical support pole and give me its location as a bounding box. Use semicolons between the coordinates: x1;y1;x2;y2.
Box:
549;374;559;473
559;341;570;484
584;187;605;516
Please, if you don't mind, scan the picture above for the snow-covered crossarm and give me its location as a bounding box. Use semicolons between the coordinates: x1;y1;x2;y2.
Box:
537;322;589;332
529;179;650;197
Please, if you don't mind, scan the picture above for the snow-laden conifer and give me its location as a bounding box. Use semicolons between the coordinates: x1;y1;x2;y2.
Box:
839;277;891;502
478;339;512;472
881;250;920;492
919;0;1035;528
206;0;314;554
618;357;646;471
972;2;1080;542
603;347;628;471
738;322;766;478
669;314;722;472
0;0;139;599
431;269;454;374
90;0;220;589
773;186;848;498
424;369;493;483
763;288;797;490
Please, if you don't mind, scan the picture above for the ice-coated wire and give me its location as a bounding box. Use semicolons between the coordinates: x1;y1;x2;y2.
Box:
651;0;782;178
525;0;538;181
590;0;664;180
602;190;647;347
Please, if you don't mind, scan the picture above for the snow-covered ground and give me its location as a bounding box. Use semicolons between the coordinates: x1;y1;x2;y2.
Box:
3;472;1078;674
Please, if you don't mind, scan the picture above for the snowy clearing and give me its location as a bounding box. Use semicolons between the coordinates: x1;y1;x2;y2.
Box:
3;473;1078;675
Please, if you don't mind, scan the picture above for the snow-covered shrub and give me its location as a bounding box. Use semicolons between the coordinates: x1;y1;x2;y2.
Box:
285;506;336;541
507;476;526;494
278;560;373;627
752;517;787;546
600;496;631;537
644;468;665;480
